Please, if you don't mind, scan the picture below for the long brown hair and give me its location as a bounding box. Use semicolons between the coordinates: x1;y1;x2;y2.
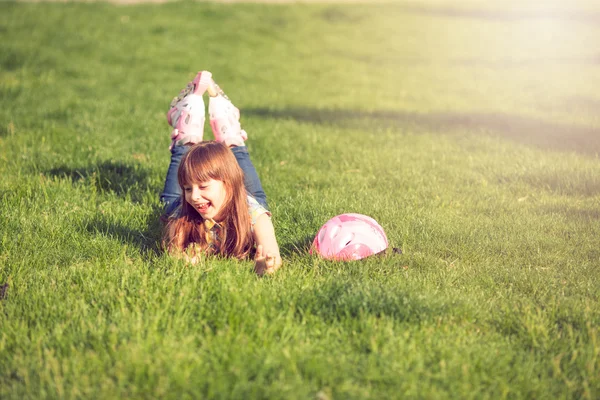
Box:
163;141;253;259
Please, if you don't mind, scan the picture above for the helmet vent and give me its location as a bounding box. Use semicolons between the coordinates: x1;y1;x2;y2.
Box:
341;233;355;247
329;224;341;239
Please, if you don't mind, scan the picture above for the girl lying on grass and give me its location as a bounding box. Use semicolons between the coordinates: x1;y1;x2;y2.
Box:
159;71;281;275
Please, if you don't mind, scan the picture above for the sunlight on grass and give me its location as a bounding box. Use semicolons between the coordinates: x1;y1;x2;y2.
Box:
0;1;599;398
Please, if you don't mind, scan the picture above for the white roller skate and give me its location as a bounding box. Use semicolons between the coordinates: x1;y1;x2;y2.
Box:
166;71;212;149
207;78;248;147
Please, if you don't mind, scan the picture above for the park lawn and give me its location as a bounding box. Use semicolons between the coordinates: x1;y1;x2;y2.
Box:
1;0;599;398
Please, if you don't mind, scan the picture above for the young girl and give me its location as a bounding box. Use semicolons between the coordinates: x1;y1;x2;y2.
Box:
159;71;281;275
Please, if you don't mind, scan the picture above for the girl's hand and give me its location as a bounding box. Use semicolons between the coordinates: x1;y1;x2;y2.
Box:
252;214;282;276
254;244;279;276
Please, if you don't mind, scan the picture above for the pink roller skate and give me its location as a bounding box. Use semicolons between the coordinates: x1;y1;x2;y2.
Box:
166;71;212;149
207;79;248;147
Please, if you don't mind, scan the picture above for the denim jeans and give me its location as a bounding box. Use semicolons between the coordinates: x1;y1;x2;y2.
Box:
160;145;268;216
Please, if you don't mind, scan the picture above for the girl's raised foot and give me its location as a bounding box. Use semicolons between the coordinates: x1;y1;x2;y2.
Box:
167;71;212;149
207;79;248;147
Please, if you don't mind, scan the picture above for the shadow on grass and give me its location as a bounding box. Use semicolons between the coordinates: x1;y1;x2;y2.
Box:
293;280;448;325
539;205;600;221
83;207;164;257
45;161;166;256
280;235;314;258
525;173;600;197
246;107;600;157
332;49;600;68
398;3;600;24
46;160;153;203
453;55;600;68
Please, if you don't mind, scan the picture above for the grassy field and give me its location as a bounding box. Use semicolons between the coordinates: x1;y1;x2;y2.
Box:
1;0;599;398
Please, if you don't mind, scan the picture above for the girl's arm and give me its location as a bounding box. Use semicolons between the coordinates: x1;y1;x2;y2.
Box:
252;213;282;275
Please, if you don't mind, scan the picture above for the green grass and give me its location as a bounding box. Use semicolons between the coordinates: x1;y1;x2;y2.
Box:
1;0;599;398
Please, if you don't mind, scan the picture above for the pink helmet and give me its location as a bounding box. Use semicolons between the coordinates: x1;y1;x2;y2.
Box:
311;213;389;261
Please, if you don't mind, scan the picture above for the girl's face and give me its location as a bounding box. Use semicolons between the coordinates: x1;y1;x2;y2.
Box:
184;179;227;221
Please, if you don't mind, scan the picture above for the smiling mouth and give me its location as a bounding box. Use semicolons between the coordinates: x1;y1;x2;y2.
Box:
195;202;211;213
